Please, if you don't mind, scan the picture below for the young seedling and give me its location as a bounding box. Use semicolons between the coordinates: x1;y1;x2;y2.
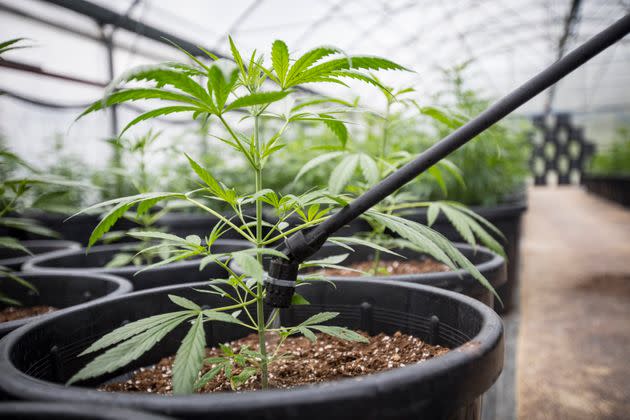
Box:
68;37;496;393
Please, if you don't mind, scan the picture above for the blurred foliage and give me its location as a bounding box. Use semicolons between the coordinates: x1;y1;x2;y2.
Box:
588;126;630;175
403;65;532;206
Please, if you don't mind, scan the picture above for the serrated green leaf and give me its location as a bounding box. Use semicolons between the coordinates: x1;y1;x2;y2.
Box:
294;151;343;183
440;204;476;248
1;271;37;294
230;366;256;389
169;294;201;311
225;90;291;112
88;201;134;248
329;154;359;194
121;106;200;134
299;311;339;327
291;293;310;305
134;251;197;275
185;153;224;197
194;363;224;390
172;313;206;394
104;252;135;268
285;47;341;86
79;311;192;356
271;40;290;85
427;203;440;227
0;236;31;254
320;114;348;147
298;326;317;342
77;89;204;120
202;310;243;325
120;66;209;101
327;236;401;257
128;231;189;244
359;153;379;185
311;325;368;343
232;253;263;284
68;314;190;384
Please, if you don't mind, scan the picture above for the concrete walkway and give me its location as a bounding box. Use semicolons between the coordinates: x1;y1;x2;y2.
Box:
517;187;630;419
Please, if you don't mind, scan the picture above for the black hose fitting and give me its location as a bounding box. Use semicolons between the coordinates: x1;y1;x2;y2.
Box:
264;259;300;308
264;230;326;308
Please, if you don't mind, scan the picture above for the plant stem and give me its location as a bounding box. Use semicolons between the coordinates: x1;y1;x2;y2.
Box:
371;100;392;275
253;114;269;389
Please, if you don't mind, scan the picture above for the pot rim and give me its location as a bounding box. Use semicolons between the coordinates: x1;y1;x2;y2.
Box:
0;240;81;267
21;239;251;275
231;241;507;289
0;279;503;413
0;271;133;334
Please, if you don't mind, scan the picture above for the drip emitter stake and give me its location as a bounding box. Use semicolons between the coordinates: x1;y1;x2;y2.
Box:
265;13;630;308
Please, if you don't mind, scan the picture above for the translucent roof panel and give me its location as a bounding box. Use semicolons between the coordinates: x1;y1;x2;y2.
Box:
1;0;629;160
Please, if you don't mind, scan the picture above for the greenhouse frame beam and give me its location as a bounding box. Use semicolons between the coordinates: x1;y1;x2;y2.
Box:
0;58;107;87
545;0;583;113
38;0;319;95
0;2;170;62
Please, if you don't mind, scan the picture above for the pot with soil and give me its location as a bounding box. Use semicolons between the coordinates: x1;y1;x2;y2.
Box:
0;279;503;420
582;174;630;207
21;240;251;291
233;242;505;308
0;240;80;271
0;272;132;338
0;402;174;419
394;201;526;313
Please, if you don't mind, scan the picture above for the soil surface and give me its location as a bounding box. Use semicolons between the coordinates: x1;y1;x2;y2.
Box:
101;330;448;394
320;259;450;277
0;305;56;323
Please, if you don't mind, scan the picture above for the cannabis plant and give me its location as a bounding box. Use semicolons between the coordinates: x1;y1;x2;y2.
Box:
294;78;505;277
588;125;630;175
68;38;496;393
407;64;531;206
94;129;190;267
0;38;87;304
0;147;90;304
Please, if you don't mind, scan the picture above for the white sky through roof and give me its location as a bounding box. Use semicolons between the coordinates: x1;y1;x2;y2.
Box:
0;0;629;165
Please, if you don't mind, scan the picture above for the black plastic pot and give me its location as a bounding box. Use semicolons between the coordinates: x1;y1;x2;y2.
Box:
582;174;630;207
0;272;132;338
0;240;80;271
395;202;527;313
22;240;251;291
0;280;504;420
0;402;174;419
233;242;506;308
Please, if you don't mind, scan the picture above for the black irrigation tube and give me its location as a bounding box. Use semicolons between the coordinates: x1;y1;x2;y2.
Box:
264;13;630;308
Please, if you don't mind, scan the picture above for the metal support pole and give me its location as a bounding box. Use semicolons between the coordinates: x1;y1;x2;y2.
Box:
100;24;123;196
265;13;630;308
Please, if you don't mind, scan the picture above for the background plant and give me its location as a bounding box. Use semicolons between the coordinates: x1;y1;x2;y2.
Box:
588;125;630;175
295;78;506;276
68;38;499;393
404;64;532;206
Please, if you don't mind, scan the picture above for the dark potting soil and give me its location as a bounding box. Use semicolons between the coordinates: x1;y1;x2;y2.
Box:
101;331;448;394
320;259;451;277
0;305;56;323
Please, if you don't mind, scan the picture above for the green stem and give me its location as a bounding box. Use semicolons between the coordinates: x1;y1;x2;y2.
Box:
253;114;269;389
371;100;392;275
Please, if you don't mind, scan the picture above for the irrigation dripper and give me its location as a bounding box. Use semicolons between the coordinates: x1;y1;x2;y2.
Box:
265;13;630;308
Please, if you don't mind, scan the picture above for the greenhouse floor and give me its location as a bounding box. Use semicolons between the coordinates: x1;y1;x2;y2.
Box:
516;186;630;419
